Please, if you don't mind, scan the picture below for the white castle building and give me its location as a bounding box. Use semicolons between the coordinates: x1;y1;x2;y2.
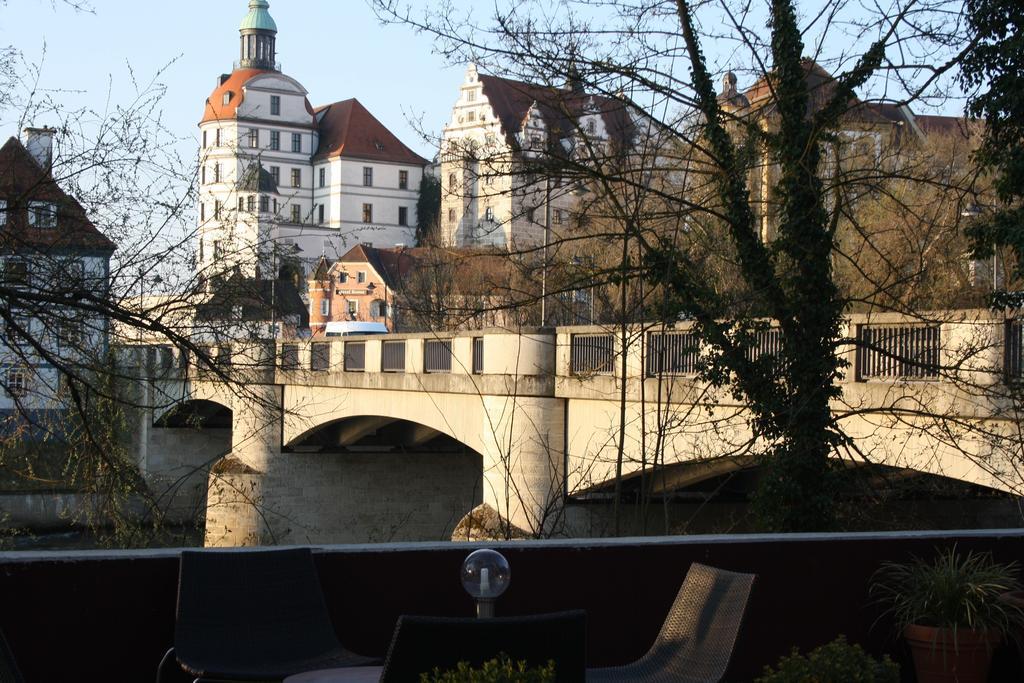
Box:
197;0;428;281
440;64;636;248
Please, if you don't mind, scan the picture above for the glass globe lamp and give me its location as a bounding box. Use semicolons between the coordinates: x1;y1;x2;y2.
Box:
460;549;511;618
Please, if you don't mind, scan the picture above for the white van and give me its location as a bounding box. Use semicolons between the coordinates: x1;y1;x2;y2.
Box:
324;321;389;337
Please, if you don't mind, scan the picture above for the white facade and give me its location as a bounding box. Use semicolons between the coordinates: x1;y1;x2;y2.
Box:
440;64;611;249
197;3;424;281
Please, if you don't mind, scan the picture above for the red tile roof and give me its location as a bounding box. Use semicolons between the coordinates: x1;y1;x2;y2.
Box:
200;68;316;124
478;75;636;150
313;99;429;166
0;137;115;253
743;59;891;124
334;243;419;289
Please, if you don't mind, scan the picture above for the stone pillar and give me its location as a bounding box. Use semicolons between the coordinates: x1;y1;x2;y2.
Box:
204;384;283;547
480;395;565;537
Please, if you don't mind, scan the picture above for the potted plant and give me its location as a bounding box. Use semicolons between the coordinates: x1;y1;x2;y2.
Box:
870;546;1024;683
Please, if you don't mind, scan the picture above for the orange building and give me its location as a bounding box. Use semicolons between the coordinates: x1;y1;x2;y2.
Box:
308;244;415;335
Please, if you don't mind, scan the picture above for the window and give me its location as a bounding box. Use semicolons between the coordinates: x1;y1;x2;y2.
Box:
399;170;409;190
270;95;281;116
357;271;366;284
291;205;301;223
202;130;207;148
318;204;325;224
320;299;330;316
58;320;84;351
273;198;279;214
370;300;385;318
222;92;232;106
398;206;408;226
270;131;280;151
527;208;536;223
213;240;224;259
214;164;221;183
4;368;28;398
1;258;28;286
553;209;563;225
215;128;222;146
484;206;494;221
448;173;456;190
586;119;596;134
339;272;348;284
270;166;280;184
347;300;358;316
247;195;256;213
28;202;57;228
363;167;373;187
467;89;476;102
291;168;301;187
467;111;476;122
291;133;302;153
238;196;245;212
214;200;222;220
319;168;326;188
362;203;373;223
201;166;206;184
249;128;258;148
200;203;205;221
448;208;456;223
259;194;269;212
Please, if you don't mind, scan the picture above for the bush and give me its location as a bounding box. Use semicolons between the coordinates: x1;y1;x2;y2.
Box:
420;655;556;683
755;636;899;683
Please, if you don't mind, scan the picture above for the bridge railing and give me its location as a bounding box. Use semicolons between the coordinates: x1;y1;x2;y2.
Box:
270;329;554;379
557;311;1014;394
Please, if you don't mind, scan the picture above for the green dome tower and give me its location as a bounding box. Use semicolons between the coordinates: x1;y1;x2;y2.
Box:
238;0;278;71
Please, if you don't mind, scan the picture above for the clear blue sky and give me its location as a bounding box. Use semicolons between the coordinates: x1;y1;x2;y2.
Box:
0;0;461;159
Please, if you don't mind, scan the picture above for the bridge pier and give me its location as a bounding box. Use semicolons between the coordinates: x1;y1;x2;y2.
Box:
204;384;283;546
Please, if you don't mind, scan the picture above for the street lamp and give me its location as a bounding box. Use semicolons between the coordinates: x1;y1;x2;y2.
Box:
460;549;511;618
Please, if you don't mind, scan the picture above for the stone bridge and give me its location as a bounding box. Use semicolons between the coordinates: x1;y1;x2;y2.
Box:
132;310;1024;546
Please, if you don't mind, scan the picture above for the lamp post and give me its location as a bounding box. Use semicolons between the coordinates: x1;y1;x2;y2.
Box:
460;549;511;618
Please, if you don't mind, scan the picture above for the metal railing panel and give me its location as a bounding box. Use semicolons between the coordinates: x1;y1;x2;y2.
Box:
382;340;406;372
424;339;453;373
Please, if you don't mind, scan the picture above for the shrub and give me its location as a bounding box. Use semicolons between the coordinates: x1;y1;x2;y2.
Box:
420;655;556;683
756;635;899;683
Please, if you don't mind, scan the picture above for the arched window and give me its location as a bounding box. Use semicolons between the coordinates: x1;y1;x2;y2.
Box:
448;173;457;189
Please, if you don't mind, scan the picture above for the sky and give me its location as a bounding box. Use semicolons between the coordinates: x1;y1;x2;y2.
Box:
0;0;462;159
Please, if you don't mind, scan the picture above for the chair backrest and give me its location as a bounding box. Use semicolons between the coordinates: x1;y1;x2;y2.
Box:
380;610;587;683
0;630;24;683
174;548;342;676
644;562;756;681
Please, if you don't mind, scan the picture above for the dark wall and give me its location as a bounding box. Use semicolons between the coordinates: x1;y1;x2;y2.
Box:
1;531;1023;682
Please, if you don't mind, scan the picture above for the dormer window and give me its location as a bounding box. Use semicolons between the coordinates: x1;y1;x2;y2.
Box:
28;202;57;228
374;141;385;152
222;92;233;106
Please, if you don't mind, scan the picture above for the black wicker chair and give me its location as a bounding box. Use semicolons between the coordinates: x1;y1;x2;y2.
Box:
586;563;756;683
156;548;376;683
379;610;587;683
0;629;25;683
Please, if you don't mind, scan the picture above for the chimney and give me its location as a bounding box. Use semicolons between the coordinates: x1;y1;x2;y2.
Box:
22;126;57;171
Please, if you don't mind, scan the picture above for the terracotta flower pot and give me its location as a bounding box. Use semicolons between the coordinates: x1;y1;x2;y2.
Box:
903;624;1001;683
